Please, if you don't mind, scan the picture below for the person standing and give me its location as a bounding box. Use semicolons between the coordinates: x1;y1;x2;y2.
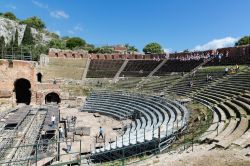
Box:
224;67;229;75
51;114;56;128
66;138;72;153
41;129;46;140
236;64;240;72
59;126;64;139
98;127;104;139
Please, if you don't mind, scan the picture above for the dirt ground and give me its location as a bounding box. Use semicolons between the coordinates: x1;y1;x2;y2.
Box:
59;105;125;153
132;146;250;166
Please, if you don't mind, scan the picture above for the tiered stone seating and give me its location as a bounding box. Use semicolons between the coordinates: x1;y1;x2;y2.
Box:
86;60;124;78
139;74;181;92
155;59;204;75
114;77;143;89
165;67;225;96
81;91;188;160
192;67;250;148
121;60;161;77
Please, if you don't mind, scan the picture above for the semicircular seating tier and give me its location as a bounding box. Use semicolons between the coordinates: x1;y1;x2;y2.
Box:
81;91;189;162
191;67;250;149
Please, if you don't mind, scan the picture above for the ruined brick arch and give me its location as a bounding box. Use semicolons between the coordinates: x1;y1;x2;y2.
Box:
55;53;59;57
14;78;32;105
72;54;75;58
64;53;67;58
80;54;83;58
44;91;61;104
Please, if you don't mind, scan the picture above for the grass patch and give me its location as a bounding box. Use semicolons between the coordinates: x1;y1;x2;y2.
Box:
168;101;213;150
201;65;247;72
61;85;91;96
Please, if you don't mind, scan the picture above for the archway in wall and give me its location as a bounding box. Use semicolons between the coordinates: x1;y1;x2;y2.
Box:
45;92;61;104
14;78;31;105
37;73;42;83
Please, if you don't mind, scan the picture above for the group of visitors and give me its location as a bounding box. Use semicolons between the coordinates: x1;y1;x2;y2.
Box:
170;50;229;62
224;64;240;75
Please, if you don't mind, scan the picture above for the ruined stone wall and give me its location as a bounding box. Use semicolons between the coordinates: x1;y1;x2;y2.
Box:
0;60;63;105
0;60;37;103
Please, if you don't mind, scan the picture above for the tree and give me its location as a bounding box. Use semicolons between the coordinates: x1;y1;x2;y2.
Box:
49;39;66;49
14;29;19;48
235;36;250;46
20;16;46;30
0;36;5;50
126;45;138;54
129;46;138;51
3;12;17;20
22;25;34;46
88;46;115;54
66;37;86;49
9;37;14;47
31;44;49;61
143;42;164;54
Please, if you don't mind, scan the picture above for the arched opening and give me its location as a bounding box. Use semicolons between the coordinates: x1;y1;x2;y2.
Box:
55;53;59;57
37;73;42;83
64;54;67;58
80;54;83;58
72;54;75;58
14;78;31;105
45;92;61;104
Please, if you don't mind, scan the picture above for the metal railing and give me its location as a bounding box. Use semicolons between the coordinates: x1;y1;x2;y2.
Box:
0;46;32;61
0;139;83;166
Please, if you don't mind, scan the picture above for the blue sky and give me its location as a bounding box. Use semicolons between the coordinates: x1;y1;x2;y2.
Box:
0;0;249;52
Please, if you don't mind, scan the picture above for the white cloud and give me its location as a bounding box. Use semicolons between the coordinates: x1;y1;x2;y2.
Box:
50;10;69;19
31;0;48;9
67;24;83;35
192;37;239;51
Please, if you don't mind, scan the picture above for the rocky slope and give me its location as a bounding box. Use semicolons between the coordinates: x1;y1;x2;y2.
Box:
0;17;54;45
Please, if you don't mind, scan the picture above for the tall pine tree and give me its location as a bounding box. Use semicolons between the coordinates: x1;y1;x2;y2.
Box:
21;25;34;46
0;36;5;49
14;29;19;48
